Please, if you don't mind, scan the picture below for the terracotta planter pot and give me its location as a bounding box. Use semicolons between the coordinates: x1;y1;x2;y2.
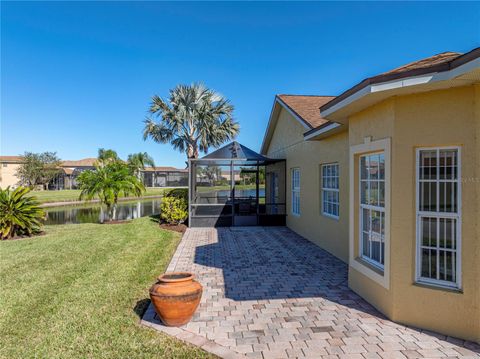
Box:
149;272;202;327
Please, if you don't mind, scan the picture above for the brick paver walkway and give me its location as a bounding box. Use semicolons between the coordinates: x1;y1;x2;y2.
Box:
142;227;480;359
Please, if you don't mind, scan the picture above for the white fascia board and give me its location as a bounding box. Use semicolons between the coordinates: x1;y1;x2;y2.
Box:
304;122;342;141
321;85;371;118
260;99;281;154
322;57;480;118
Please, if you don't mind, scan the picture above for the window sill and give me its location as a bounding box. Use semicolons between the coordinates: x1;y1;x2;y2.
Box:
413;281;463;294
355;257;384;276
322;213;339;221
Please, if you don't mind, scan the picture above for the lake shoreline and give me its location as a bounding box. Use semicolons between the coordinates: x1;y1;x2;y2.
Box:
40;195;164;208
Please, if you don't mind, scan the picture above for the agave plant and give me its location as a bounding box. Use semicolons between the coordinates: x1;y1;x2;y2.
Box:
0;186;45;239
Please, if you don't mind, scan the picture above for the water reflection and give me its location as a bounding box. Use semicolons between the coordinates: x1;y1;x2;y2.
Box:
44;199;162;225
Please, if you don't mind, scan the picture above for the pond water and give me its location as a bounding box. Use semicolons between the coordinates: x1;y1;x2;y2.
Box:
44;198;162;225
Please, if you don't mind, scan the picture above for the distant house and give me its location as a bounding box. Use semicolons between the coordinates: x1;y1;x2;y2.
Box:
52;158;97;189
220;170;241;182
0;156;24;189
142;167;188;187
261;48;480;342
0;157;188;189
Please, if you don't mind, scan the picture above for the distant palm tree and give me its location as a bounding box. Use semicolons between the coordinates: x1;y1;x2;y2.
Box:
97;148;119;166
127;152;155;177
143;83;239;159
77;162;145;221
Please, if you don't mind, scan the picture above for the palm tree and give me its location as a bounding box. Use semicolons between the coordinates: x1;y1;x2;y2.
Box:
77;162;145;221
127;152;155;177
97;148;119;166
143;83;240;159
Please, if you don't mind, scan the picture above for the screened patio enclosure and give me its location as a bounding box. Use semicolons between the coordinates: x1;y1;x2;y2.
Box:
189;141;286;227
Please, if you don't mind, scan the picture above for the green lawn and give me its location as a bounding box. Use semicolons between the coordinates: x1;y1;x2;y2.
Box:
30;187;171;204
0;218;212;358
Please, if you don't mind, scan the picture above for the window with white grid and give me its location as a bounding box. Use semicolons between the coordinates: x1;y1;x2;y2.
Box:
360;152;385;269
321;163;339;219
291;168;300;216
416;147;461;288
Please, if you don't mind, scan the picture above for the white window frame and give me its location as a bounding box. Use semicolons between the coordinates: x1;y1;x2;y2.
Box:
415;146;462;290
349;138;391;290
359;152;386;270
321;163;340;219
291;168;300;216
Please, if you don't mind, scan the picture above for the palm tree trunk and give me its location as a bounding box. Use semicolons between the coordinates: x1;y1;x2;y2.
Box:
112;204;117;221
105;205;112;222
187;144;199;159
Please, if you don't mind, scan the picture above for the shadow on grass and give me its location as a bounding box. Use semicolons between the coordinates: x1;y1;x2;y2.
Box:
149;214;161;224
133;298;151;318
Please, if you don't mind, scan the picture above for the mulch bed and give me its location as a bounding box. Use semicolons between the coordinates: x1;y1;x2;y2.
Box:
159;223;187;233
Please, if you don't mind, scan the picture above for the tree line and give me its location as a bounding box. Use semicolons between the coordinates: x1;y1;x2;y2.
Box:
14;150;155;190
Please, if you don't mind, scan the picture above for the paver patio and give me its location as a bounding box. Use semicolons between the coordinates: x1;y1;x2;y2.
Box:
141;227;480;359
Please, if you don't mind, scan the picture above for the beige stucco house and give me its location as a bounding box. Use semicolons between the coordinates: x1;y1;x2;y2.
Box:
261;48;480;342
0;156;23;189
0;157;97;189
0;156;188;189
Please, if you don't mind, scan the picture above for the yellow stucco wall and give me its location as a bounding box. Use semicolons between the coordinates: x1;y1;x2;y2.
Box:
266;107;350;263
263;85;479;342
347;85;480;342
347;99;395;317
392;85;479;342
0;162;21;188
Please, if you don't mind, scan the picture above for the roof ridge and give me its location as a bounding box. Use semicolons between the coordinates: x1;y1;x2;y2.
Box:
380;50;463;75
321;47;479;114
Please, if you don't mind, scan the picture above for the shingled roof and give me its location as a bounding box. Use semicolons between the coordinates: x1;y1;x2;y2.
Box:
277;95;334;129
321;47;480;113
380;51;462;76
0;156;24;162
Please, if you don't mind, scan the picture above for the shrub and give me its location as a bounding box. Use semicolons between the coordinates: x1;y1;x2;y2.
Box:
164;188;188;201
0;186;45;239
160;196;188;225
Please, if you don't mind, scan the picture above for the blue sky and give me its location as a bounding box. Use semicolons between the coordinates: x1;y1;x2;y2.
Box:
2;2;479;168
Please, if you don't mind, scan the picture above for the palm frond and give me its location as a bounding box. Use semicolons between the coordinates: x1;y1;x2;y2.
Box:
143;84;239;159
0;186;45;239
